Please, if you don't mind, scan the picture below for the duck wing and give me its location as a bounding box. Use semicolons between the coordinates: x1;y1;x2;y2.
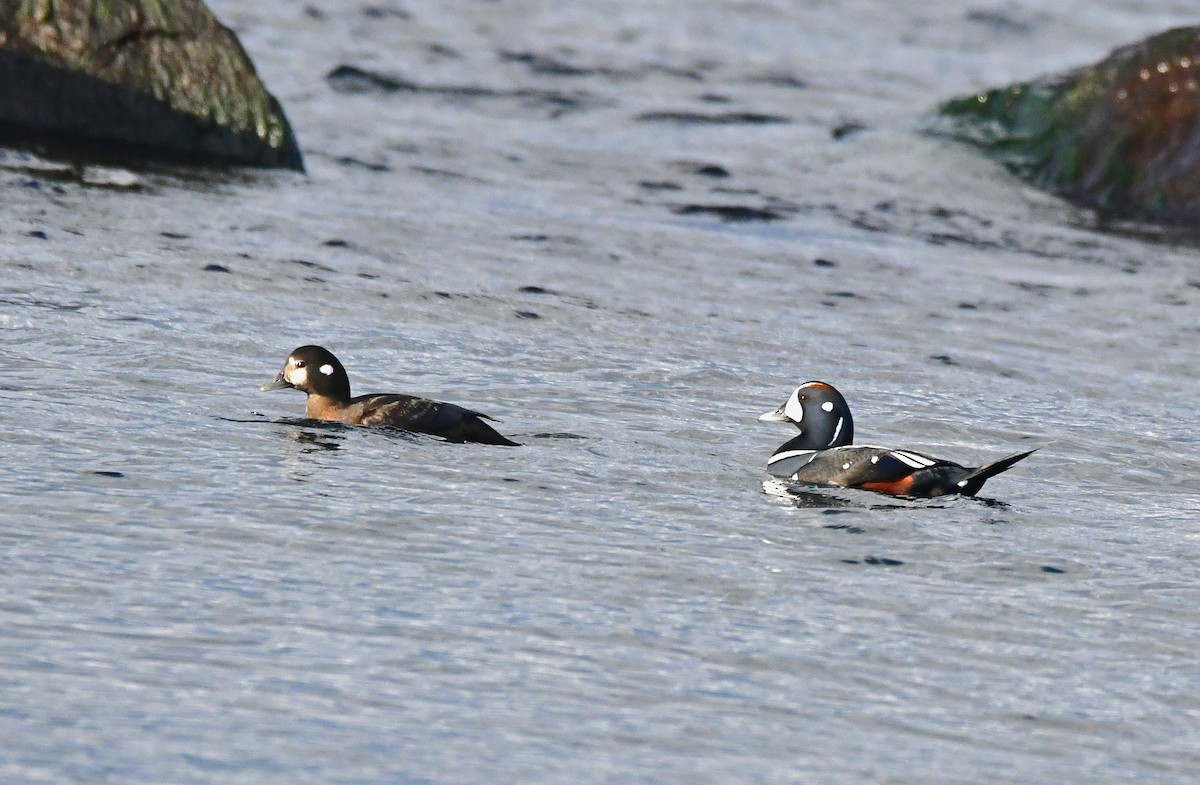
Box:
791;447;960;492
353;394;519;446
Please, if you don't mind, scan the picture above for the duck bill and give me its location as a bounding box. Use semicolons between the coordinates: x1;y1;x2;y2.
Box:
758;407;789;422
260;370;292;392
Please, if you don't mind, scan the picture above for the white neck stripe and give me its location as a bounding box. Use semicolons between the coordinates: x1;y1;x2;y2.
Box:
828;417;843;446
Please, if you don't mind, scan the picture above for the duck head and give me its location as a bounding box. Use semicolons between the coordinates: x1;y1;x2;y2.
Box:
261;344;352;402
759;381;854;449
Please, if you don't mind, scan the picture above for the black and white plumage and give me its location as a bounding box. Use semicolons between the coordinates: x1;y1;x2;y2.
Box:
759;381;1034;497
261;345;519;446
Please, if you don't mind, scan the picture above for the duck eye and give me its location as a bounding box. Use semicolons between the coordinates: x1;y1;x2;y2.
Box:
294;360;306;368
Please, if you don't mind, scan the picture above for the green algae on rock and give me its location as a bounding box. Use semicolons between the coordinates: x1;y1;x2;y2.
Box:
935;26;1200;226
0;0;302;170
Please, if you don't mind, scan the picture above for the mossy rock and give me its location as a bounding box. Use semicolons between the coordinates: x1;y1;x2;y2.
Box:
936;27;1200;225
0;0;302;170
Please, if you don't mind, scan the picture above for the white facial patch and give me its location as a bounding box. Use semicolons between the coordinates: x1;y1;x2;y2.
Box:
319;364;334;376
821;401;834;412
782;389;806;422
287;366;308;387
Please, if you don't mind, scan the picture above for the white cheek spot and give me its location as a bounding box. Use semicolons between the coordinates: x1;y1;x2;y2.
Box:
319;364;334;376
288;367;308;387
821;401;834;412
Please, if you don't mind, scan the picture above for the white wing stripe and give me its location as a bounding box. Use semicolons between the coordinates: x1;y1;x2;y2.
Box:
890;450;935;468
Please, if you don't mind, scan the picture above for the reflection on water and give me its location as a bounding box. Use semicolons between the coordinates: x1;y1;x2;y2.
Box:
290;428;343;452
762;476;865;509
761;476;1013;511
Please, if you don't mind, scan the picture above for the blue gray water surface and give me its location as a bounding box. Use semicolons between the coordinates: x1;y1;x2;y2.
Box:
3;1;1200;783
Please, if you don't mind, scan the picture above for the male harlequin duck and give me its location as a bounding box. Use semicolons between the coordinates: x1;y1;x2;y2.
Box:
759;381;1035;498
261;345;519;446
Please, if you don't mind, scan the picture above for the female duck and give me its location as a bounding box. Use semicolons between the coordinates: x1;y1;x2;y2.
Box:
261;344;519;446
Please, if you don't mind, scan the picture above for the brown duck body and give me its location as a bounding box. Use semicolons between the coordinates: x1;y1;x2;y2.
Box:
262;344;519;446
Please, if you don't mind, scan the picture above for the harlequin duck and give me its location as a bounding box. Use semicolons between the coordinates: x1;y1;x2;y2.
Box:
759;381;1034;497
261;345;519;446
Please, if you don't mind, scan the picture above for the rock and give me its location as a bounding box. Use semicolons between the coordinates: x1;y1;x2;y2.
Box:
0;0;302;170
935;26;1200;225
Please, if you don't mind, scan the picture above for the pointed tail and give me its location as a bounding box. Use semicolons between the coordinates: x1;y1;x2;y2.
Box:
960;448;1038;496
460;417;521;446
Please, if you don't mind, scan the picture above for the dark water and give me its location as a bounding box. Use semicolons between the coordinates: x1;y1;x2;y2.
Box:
2;2;1199;782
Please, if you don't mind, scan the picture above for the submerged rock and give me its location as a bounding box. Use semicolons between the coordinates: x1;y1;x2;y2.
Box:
936;26;1200;226
0;0;302;170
